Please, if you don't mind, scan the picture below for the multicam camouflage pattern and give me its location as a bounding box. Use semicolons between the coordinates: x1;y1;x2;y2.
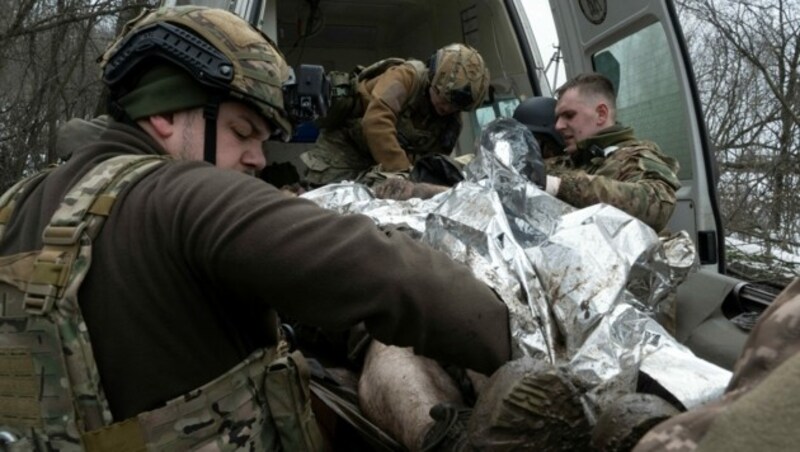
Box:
301;60;461;185
1;154;324;450
100;6;293;139
430;43;490;111
0;169;53;239
135;350;284;450
127;348;323;451
301;121;381;185
0;155;167;449
634;277;800;452
546;126;680;232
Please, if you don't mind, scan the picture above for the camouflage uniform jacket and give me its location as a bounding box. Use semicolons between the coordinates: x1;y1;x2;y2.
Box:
0;119;510;421
634;277;800;452
545;125;680;232
355;62;461;171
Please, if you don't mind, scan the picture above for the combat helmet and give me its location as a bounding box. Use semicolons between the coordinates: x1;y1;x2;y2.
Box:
429;43;490;111
512;97;565;148
99;6;293;163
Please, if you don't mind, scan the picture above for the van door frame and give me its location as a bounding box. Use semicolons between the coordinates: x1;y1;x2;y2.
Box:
547;0;726;273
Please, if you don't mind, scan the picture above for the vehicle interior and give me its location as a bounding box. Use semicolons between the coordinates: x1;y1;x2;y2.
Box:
258;0;544;171
173;0;783;447
259;0;780;371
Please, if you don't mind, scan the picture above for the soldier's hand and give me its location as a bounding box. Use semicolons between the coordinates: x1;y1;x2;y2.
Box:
374;178;416;200
374;180;449;200
411;182;449;199
279;183;306;197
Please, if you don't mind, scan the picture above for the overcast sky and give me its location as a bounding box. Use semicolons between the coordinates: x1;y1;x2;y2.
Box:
519;0;565;90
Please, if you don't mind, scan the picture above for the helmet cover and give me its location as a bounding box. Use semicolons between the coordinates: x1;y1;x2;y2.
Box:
100;6;293;139
430;43;490;111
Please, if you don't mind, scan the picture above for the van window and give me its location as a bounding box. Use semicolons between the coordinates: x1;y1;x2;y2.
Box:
592;22;692;179
475;98;521;129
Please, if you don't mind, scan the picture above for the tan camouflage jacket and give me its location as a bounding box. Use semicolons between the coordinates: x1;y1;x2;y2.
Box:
635;277;800;452
356;63;461;171
545;125;680;232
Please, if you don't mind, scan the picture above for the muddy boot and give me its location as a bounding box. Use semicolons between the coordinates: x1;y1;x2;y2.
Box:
591;393;680;452
468;357;591;451
420;403;472;451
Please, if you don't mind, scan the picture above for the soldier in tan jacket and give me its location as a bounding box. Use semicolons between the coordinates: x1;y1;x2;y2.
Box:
300;43;490;186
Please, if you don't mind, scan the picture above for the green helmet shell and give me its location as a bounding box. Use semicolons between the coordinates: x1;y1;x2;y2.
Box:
100;6;293;140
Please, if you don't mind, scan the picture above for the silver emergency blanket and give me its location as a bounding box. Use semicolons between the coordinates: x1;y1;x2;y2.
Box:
302;119;730;411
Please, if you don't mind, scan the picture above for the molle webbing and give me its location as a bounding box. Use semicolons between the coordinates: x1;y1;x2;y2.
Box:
0;155;168;449
81;347;327;452
24;155;167;318
108;347;284;450
1;155;323;451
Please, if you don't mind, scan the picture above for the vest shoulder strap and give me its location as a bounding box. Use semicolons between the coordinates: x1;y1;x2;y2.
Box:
0;154;169;448
30;155;169;426
0;167;55;241
408;59;429;98
356;57;408;82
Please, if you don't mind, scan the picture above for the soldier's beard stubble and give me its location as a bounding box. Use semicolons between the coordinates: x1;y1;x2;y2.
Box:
179;110;199;162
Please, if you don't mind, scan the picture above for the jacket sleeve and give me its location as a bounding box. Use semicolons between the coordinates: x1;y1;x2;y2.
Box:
555;148;680;232
359;64;421;171
161;166;511;375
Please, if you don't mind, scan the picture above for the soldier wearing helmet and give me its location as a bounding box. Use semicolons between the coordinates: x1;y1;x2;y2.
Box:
299;43;490;186
99;5;293;170
0;6;512;449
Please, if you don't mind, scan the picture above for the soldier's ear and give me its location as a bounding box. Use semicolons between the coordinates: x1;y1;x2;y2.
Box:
147;113;176;139
595;103;610;126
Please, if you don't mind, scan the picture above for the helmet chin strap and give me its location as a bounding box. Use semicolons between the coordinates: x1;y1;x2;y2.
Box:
202;98;220;165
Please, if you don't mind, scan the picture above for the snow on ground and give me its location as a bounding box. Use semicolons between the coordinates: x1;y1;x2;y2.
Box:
726;235;800;281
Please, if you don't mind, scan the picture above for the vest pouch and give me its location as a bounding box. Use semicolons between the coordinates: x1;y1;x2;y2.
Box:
265;350;324;451
0;155;169;451
0;254;86;450
0;309;83;450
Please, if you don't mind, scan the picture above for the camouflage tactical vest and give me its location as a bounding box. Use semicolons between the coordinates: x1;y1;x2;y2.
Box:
0;155;324;451
349;59;460;157
394;79;461;157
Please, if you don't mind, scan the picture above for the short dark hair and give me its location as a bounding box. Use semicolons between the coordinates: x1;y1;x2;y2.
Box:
555;73;617;110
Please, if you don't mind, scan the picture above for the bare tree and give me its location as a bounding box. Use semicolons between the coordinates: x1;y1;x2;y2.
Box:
678;0;800;285
0;0;154;191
